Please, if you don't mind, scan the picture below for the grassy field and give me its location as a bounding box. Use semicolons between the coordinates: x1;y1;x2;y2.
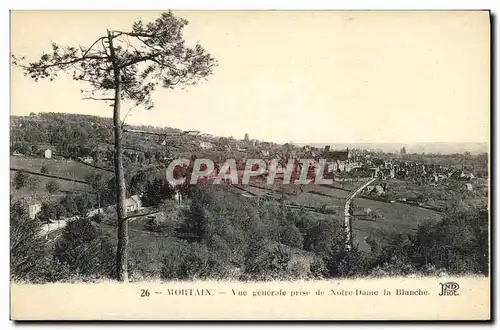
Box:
386;178;489;210
239;181;444;252
10;155;112;202
351;196;443;252
10;170;91;202
10;155;112;181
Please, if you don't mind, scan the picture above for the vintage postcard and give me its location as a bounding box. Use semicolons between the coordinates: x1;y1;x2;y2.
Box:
9;10;490;321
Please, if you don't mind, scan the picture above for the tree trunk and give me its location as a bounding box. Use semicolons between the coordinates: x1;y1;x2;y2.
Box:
108;30;128;282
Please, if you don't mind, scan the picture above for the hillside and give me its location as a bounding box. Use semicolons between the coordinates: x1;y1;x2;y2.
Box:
10;112;282;159
9;155;115;202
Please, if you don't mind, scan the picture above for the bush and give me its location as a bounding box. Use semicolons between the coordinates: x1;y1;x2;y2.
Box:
10;202;48;282
142;177;176;207
178;196;209;243
37;203;56;224
143;208;181;236
53;217;115;278
288;257;311;280
33;256;74;283
411;206;489;275
243;233;291;281
280;224;304;249
91;213;104;223
310;256;328;279
144;216;164;232
14;172;29;190
323;231;368;278
303;220;339;253
160;243;224;280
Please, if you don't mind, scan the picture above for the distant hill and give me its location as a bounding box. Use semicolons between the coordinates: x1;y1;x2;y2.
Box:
12;112;487;156
10;112;193;156
9;112;283;162
298;142;488;155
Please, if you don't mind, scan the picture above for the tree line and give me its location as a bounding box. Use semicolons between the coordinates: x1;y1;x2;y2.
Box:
10;179;488;282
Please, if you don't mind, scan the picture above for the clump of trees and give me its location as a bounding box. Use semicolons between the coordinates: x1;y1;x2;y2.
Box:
11;178;489;283
10;202;47;281
11;200;114;283
53;217;115;278
365;204;488;277
13;172;29;190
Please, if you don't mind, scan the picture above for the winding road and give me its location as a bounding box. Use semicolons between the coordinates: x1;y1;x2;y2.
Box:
343;178;377;250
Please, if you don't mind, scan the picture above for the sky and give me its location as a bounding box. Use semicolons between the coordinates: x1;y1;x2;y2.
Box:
10;10;490;144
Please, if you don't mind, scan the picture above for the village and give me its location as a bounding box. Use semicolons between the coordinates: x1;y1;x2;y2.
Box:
11;122;486;241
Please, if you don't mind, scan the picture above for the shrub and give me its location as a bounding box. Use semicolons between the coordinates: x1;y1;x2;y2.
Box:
10;202;47;282
303;219;339;253
310;256;328;279
160;243;224;280
144;216;164;232
178;196;208;243
243;233;291;281
323;231;368;278
53;217;115;278
37;203;56;224
33;256;74;283
288;257;311;280
280;224;304;249
91;213;104;223
13;172;29;190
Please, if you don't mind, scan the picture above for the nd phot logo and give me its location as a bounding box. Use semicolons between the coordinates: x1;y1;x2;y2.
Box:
438;282;460;296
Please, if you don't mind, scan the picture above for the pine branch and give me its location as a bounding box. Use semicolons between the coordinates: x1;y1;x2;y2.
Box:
81;37;107;58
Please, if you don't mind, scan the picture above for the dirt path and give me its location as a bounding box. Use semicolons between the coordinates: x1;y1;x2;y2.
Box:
344;178;376;249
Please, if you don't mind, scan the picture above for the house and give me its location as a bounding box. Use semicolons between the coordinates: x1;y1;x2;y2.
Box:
322;149;350;162
460;170;475;180
373;185;386;195
22;197;42;220
369;167;380;178
124;195;142;213
79;156;94;164
322;148;351;172
44;149;52;159
363;184;387;196
200;141;214;150
465;183;473;191
83;157;94;164
12;150;24;156
379;168;395;179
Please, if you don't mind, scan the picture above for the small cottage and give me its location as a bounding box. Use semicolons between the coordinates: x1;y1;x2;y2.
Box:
200;141;214;150
124;195;142;213
22;197;42;219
